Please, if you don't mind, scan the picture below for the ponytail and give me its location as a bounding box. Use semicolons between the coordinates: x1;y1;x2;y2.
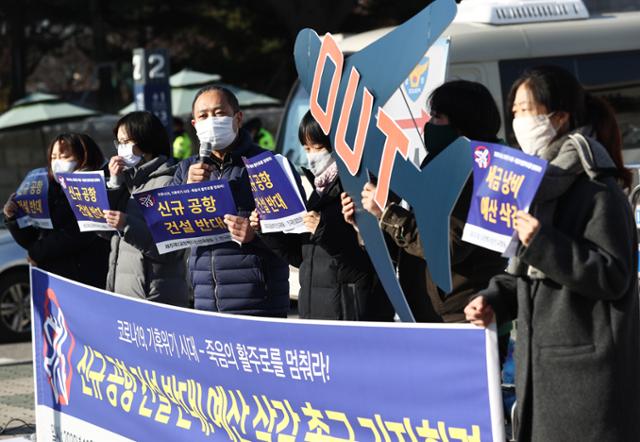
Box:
585;94;632;190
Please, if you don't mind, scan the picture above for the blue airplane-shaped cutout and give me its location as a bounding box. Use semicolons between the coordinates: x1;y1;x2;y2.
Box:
294;0;472;322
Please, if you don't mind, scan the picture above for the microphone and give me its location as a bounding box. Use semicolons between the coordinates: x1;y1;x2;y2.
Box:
199;142;214;165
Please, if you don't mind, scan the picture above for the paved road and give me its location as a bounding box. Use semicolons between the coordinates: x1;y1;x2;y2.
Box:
0;342;36;440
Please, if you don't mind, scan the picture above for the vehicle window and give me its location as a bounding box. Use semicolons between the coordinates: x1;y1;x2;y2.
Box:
276;82;310;171
499;50;640;162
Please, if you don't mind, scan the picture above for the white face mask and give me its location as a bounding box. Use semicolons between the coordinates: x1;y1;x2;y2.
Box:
117;142;142;167
307;150;335;177
194;116;237;151
512;114;557;157
51;159;77;176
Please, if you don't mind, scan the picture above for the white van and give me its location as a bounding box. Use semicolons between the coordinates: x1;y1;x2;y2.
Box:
276;1;640;301
276;3;640;167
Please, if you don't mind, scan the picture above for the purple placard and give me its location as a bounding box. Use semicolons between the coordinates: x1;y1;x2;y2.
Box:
462;140;548;254
13;168;52;229
57;171;114;232
134;180;237;254
242;151;306;233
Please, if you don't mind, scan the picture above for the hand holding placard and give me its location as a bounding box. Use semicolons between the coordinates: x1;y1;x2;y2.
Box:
249;210;262;233
13;168;52;229
57;171;114;232
303;211;321;234
3;193;18;219
513;211;541;246
134;180;238;253
461;141;547;255
224;214;255;244
104;210;128;231
243;151;307;234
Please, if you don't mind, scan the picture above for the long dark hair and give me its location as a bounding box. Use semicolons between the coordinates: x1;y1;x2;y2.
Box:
47;133;105;180
114;111;171;158
506;65;631;189
429;80;501;142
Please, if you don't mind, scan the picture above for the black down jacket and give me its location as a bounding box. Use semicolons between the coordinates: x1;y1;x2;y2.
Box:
259;173;395;321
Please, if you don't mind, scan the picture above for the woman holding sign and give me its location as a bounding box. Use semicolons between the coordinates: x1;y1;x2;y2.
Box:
341;81;508;325
465;66;640;441
250;111;394;321
3;133;110;288
104;111;189;307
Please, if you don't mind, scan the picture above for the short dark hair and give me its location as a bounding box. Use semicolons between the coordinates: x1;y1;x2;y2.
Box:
298;111;332;150
191;86;240;115
47;132;105;179
114;111;171;158
429;80;501;142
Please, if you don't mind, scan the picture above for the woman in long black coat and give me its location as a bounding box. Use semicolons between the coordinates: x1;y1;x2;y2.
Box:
465;66;640;441
3;133;110;289
250;111;394;321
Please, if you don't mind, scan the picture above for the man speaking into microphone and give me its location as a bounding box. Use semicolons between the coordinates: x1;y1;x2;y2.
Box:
172;86;292;317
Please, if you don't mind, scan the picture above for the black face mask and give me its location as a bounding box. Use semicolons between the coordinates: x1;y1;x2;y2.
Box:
423;122;459;165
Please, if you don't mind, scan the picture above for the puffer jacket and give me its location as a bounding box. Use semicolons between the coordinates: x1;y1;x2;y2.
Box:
259;173;395;321
6;178;109;289
172;130;289;317
106;156;189;307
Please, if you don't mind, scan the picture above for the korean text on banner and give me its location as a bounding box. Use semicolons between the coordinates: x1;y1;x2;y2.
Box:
134;180;237;254
462;140;548;254
31;267;505;442
242;151;306;233
57;171;115;232
13;168;52;229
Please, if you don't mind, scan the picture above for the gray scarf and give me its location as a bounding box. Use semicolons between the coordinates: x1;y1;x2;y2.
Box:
507;127;618;279
124;155;168;192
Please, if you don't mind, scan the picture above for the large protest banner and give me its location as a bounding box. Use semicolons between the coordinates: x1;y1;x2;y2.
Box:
13;168;52;229
31;268;505;441
56;171;114;232
134;180;237;253
462;141;547;255
243;151;307;233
